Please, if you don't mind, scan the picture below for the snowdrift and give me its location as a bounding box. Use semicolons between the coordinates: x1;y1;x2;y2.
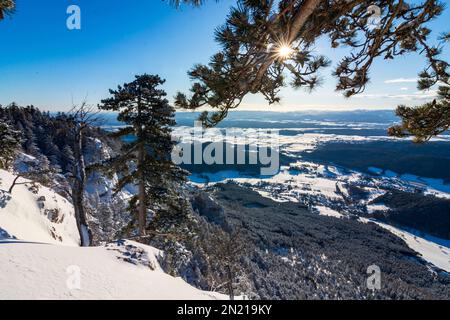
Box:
0;240;227;300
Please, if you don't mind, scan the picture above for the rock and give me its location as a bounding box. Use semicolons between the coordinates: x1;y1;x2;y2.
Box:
49;226;63;242
190;191;226;227
45;208;64;224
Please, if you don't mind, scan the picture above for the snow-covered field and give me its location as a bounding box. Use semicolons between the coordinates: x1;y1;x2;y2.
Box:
0;169;228;300
184;129;450;199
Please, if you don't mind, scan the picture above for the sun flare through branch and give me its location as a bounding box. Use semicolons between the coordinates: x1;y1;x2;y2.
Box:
276;44;295;60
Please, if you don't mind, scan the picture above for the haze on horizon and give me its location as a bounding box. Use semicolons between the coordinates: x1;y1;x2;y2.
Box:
1;0;449;112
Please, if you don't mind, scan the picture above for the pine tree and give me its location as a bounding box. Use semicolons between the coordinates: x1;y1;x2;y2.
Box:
41;134;61;167
99;74;187;237
23;127;40;157
0;119;21;170
388;63;449;142
388;98;449;143
0;0;14;20
174;1;449;129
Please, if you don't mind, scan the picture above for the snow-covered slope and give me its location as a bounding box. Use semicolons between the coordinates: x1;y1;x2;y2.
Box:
0;169;228;300
0;169;80;245
360;218;450;273
0;240;227;300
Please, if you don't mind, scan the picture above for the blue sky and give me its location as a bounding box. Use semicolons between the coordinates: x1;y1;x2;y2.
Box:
0;0;449;112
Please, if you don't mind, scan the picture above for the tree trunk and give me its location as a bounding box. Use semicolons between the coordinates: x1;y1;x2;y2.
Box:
287;0;322;43
137;104;147;237
8;175;21;194
226;264;235;301
72;124;92;247
137;145;146;237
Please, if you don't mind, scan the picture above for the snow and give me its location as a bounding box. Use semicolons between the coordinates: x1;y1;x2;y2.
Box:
367;167;450;198
366;203;390;213
191;165;343;203
360;218;450;273
399;174;450;197
0;169;230;300
364;188;387;203
0;240;229;300
315;206;343;218
0;169;80;246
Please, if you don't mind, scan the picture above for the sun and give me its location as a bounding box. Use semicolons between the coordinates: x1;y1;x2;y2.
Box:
276;44;295;60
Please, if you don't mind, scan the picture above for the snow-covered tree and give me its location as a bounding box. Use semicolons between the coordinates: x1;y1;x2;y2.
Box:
196;223;249;300
0;119;21;170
